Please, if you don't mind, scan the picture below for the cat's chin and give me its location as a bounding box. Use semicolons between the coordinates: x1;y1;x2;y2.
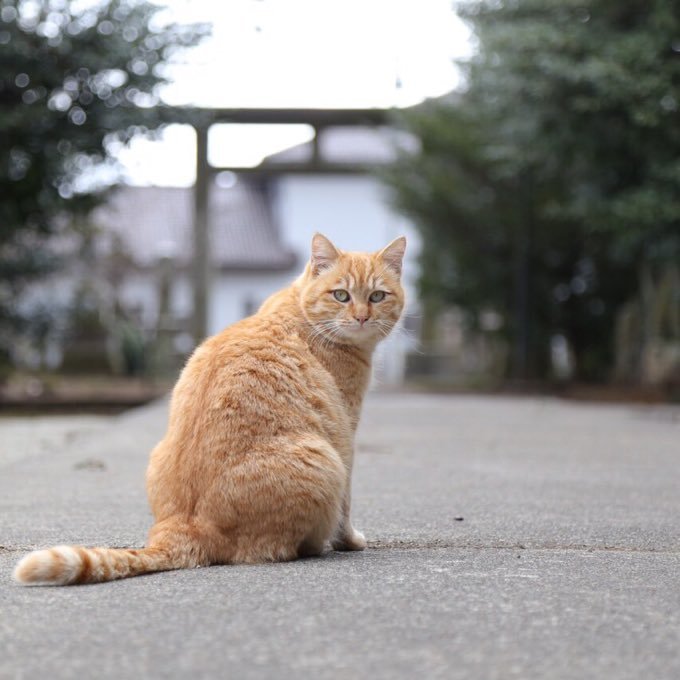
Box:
336;325;386;347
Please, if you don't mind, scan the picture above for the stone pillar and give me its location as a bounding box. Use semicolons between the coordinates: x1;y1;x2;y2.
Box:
192;124;210;343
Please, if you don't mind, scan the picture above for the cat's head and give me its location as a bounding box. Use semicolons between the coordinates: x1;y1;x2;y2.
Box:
299;233;406;347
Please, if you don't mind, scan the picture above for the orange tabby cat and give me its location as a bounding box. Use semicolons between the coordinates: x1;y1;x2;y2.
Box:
14;233;406;585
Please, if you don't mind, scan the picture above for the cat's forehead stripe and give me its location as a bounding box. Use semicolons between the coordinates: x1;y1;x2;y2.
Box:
354;258;372;285
333;254;395;291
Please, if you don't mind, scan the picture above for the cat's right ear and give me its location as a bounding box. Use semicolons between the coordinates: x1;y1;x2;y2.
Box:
310;233;340;275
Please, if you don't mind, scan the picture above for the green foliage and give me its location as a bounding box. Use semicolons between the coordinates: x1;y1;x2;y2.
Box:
0;0;207;367
385;0;680;380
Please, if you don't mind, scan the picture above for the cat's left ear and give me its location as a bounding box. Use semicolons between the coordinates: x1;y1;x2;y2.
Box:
377;236;407;276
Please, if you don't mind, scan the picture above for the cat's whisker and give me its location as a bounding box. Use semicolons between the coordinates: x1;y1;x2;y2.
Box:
309;321;345;351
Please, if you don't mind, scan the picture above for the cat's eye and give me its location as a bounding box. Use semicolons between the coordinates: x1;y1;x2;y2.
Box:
333;289;350;303
369;291;386;303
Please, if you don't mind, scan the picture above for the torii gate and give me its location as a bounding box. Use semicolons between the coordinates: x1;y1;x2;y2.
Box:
169;107;391;342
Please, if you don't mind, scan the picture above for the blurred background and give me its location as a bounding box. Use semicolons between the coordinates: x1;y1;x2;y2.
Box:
1;0;678;412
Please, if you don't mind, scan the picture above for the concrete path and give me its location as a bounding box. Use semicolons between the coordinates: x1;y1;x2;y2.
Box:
1;393;679;679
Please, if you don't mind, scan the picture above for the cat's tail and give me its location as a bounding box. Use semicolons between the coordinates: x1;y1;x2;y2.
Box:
13;545;188;586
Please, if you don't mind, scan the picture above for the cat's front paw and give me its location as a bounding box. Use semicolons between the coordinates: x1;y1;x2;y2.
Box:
332;529;367;551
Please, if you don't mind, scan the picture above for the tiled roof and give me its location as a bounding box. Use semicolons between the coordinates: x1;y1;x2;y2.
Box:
91;181;297;271
264;126;419;165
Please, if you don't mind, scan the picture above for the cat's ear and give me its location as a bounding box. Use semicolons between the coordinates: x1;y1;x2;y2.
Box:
310;233;340;275
377;236;407;276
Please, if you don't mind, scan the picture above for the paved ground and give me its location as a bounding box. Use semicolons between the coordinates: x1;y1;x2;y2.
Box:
1;393;679;679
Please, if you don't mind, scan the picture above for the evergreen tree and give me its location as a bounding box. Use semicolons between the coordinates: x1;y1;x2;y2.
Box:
385;0;680;381
0;0;207;370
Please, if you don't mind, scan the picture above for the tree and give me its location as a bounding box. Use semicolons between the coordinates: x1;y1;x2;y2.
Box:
384;0;680;381
0;0;207;371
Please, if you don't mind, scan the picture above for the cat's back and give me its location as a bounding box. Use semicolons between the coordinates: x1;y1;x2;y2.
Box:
188;297;313;388
167;291;346;444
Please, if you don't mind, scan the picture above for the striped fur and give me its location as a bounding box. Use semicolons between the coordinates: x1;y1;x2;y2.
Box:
13;545;190;585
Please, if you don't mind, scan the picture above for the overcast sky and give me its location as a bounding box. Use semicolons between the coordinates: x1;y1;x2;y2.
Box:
118;0;472;186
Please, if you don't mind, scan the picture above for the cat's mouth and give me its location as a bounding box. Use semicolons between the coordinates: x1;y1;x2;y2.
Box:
340;320;386;342
309;319;391;346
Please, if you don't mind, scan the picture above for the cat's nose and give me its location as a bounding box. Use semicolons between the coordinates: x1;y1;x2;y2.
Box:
355;315;369;326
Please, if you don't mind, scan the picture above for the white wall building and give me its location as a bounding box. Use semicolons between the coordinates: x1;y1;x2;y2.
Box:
57;127;421;384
